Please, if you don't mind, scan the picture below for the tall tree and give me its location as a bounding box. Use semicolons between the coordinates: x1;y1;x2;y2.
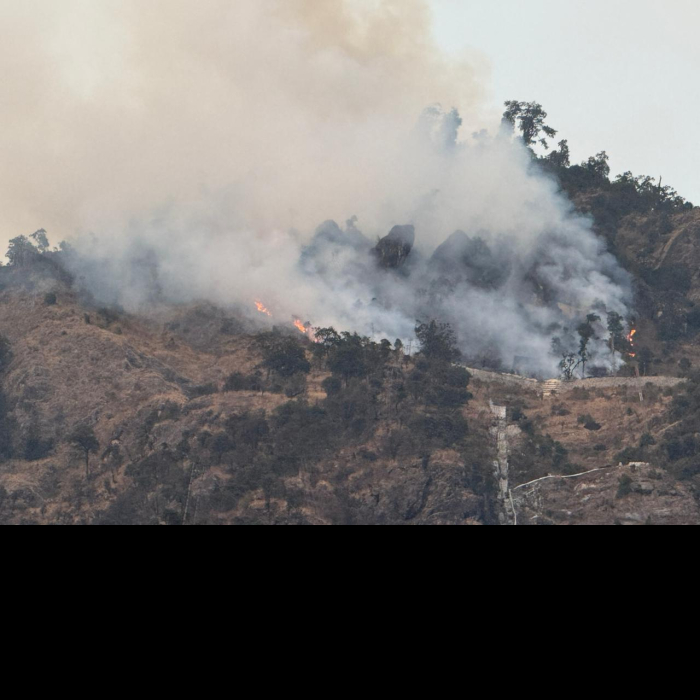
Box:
69;425;100;480
415;321;461;363
547;140;571;168
30;229;50;253
259;335;311;378
559;353;579;381
607;312;625;376
503;101;558;150
583;152;611;180
6;236;38;267
577;314;601;379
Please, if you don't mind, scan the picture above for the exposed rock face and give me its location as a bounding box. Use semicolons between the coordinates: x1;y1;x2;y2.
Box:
308;219;370;251
429;230;507;289
300;219;372;276
373;225;415;269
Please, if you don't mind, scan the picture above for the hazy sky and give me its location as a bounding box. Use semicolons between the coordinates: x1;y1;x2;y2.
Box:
431;0;700;203
0;0;697;252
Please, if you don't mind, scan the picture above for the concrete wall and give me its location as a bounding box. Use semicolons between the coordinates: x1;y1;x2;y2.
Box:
557;376;687;392
465;366;686;393
466;367;539;390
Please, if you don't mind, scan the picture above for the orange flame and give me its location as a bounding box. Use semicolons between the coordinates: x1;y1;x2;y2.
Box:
627;329;637;358
255;301;318;341
293;317;320;342
255;301;272;317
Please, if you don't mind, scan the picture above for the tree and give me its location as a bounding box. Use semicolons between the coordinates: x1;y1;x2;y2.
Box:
638;347;654;377
314;327;341;349
547;140;571;168
582;152;611;180
313;327;342;364
503;101;558;149
30;229;50;253
6;236;38;267
0;335;11;372
577;314;601;379
415;321;461;363
560;353;579;381
607;312;625;376
260;335;311;378
69;425;100;479
327;333;368;383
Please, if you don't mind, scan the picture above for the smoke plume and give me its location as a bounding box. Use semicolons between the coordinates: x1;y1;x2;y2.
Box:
0;0;632;374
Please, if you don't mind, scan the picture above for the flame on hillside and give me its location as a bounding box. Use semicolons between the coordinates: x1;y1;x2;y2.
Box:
255;300;272;317
627;328;637;358
254;301;317;342
293;316;319;342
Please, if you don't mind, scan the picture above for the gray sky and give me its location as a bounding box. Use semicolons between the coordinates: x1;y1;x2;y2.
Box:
431;0;700;203
0;0;697;252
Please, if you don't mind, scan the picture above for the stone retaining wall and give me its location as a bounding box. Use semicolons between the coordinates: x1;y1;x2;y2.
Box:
464;366;686;392
466;367;539;389
557;376;687;392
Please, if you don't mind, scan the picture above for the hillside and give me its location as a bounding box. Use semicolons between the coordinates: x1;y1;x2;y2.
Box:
1;264;699;525
0;275;496;524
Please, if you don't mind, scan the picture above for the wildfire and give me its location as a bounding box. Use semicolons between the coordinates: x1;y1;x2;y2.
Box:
627;328;637;358
255;300;272;317
293;317;319;342
255;301;317;341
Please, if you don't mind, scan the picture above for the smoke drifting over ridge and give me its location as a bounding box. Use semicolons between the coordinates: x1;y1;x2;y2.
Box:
0;0;486;238
0;0;632;373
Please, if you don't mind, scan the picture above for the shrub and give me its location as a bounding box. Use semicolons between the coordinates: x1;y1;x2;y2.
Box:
616;447;644;464
409;411;469;449
571;388;591;401
189;383;218;398
0;335;11;371
640;433;657;448
23;430;54;461
284;374;307;399
322;375;343;396
223;373;251;392
578;414;602;431
617;474;633;499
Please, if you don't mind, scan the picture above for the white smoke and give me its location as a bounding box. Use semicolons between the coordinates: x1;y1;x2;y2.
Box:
0;0;632;374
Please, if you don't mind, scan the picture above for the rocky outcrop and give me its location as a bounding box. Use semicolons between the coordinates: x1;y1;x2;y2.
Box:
300;219;372;276
429;230;508;289
373;225;415;269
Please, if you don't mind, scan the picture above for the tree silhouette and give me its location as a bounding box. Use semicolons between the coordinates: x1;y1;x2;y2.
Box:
607;312;625;376
69;425;100;480
415;321;461;363
503;101;558;149
577;314;601;379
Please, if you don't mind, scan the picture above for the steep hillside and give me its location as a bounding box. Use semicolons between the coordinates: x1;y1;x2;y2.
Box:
0;277;497;525
1;267;698;524
550;152;700;376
